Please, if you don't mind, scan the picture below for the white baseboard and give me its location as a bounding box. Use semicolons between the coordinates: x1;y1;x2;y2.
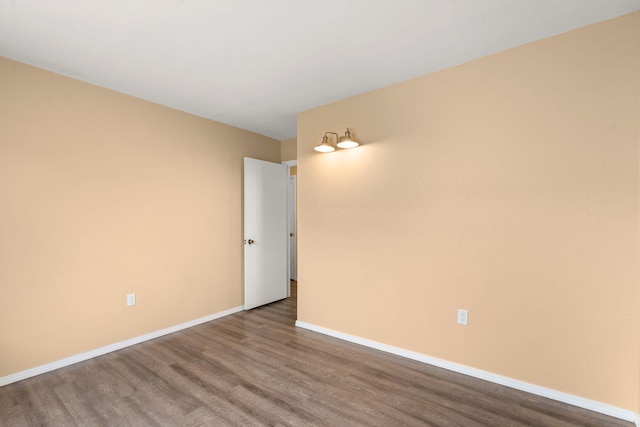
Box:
0;306;244;388
295;320;637;424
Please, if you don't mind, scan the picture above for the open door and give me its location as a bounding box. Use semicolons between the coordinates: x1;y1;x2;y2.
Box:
244;157;288;310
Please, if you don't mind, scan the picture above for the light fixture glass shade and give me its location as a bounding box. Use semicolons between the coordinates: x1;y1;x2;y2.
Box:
314;136;335;152
336;128;359;149
336;138;359;149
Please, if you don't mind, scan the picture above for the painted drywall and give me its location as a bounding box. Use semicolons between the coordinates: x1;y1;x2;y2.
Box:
281;137;297;162
0;57;280;377
298;13;640;412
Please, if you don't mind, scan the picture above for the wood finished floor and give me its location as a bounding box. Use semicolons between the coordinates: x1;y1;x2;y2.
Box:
0;282;633;427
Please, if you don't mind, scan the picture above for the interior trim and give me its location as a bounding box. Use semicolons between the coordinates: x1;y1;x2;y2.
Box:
295;320;637;423
0;306;244;388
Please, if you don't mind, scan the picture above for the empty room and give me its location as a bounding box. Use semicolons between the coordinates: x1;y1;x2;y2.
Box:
2;1;640;426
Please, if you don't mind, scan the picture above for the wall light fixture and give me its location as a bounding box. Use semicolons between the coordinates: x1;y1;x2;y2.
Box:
314;128;360;153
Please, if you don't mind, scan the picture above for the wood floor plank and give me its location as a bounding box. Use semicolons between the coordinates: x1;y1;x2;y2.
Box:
0;281;633;426
25;377;77;426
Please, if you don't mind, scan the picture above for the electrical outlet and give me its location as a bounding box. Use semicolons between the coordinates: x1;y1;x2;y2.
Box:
457;309;468;326
127;293;136;307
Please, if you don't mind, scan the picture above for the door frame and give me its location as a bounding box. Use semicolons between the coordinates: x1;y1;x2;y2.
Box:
283;160;297;294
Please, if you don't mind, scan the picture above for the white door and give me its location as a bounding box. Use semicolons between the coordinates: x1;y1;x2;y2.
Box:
244;157;288;310
288;175;297;281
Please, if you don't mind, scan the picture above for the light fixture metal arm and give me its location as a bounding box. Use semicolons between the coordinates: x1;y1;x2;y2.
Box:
324;132;340;142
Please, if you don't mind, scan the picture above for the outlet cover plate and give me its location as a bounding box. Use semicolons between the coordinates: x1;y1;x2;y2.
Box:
457;309;468;325
127;293;136;307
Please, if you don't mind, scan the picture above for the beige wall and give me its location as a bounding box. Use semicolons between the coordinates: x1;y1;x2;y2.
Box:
298;13;640;412
0;57;280;377
281;137;297;162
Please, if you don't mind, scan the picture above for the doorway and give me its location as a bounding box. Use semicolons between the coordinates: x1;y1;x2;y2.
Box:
283;160;297;283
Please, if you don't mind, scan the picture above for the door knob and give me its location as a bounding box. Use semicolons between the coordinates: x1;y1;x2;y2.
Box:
247;239;255;245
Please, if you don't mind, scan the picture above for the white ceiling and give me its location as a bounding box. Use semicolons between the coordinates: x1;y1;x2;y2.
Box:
1;1;639;140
